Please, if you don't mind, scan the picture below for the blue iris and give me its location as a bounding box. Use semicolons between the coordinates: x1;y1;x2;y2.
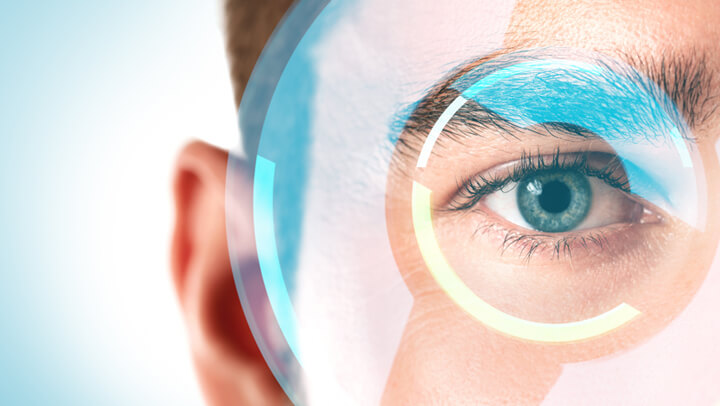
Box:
517;170;592;233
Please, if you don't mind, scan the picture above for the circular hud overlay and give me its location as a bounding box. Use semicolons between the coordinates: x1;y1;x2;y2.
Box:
226;1;720;404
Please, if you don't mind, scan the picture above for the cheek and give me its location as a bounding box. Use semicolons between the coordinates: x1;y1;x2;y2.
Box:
382;293;565;405
429;214;712;360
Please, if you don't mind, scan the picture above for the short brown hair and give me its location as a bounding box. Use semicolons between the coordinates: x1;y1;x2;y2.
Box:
223;0;295;107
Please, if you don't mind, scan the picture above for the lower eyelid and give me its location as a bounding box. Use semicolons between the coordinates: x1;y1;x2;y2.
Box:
465;214;648;262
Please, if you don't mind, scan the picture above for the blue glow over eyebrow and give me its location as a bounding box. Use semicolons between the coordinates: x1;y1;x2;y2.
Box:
455;59;691;168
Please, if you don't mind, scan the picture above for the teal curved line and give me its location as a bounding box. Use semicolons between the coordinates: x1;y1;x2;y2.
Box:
253;155;303;366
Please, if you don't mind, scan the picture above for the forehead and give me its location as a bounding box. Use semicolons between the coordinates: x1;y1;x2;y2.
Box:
509;0;720;54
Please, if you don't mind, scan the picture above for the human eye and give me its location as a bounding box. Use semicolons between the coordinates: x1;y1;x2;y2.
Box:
443;149;664;260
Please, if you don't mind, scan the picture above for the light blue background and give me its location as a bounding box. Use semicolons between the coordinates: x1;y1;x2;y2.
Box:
0;1;239;404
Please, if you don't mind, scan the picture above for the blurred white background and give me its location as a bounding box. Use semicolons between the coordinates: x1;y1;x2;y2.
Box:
0;1;238;404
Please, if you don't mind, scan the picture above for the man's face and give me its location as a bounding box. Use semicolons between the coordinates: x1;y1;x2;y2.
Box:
217;0;720;404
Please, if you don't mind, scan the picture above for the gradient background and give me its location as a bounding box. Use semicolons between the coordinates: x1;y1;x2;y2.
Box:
0;1;238;403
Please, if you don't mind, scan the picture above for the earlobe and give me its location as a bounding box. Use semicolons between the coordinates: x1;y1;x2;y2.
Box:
171;141;286;405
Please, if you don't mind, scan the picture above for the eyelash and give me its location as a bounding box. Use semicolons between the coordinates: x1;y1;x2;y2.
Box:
474;221;617;261
446;149;635;260
449;148;630;212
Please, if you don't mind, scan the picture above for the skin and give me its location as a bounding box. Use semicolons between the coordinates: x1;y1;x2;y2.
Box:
172;0;720;404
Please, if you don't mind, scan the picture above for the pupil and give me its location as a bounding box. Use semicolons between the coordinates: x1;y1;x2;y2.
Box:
538;180;571;213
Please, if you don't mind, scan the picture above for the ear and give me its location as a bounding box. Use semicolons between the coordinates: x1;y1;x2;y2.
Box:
171;141;287;405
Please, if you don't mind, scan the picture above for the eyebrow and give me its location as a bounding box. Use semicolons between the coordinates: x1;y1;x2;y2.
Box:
632;50;718;129
396;48;718;156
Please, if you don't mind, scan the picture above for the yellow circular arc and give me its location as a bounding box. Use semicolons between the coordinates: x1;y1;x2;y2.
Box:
411;181;641;343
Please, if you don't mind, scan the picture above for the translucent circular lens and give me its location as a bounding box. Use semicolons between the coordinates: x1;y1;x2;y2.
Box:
226;1;720;404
